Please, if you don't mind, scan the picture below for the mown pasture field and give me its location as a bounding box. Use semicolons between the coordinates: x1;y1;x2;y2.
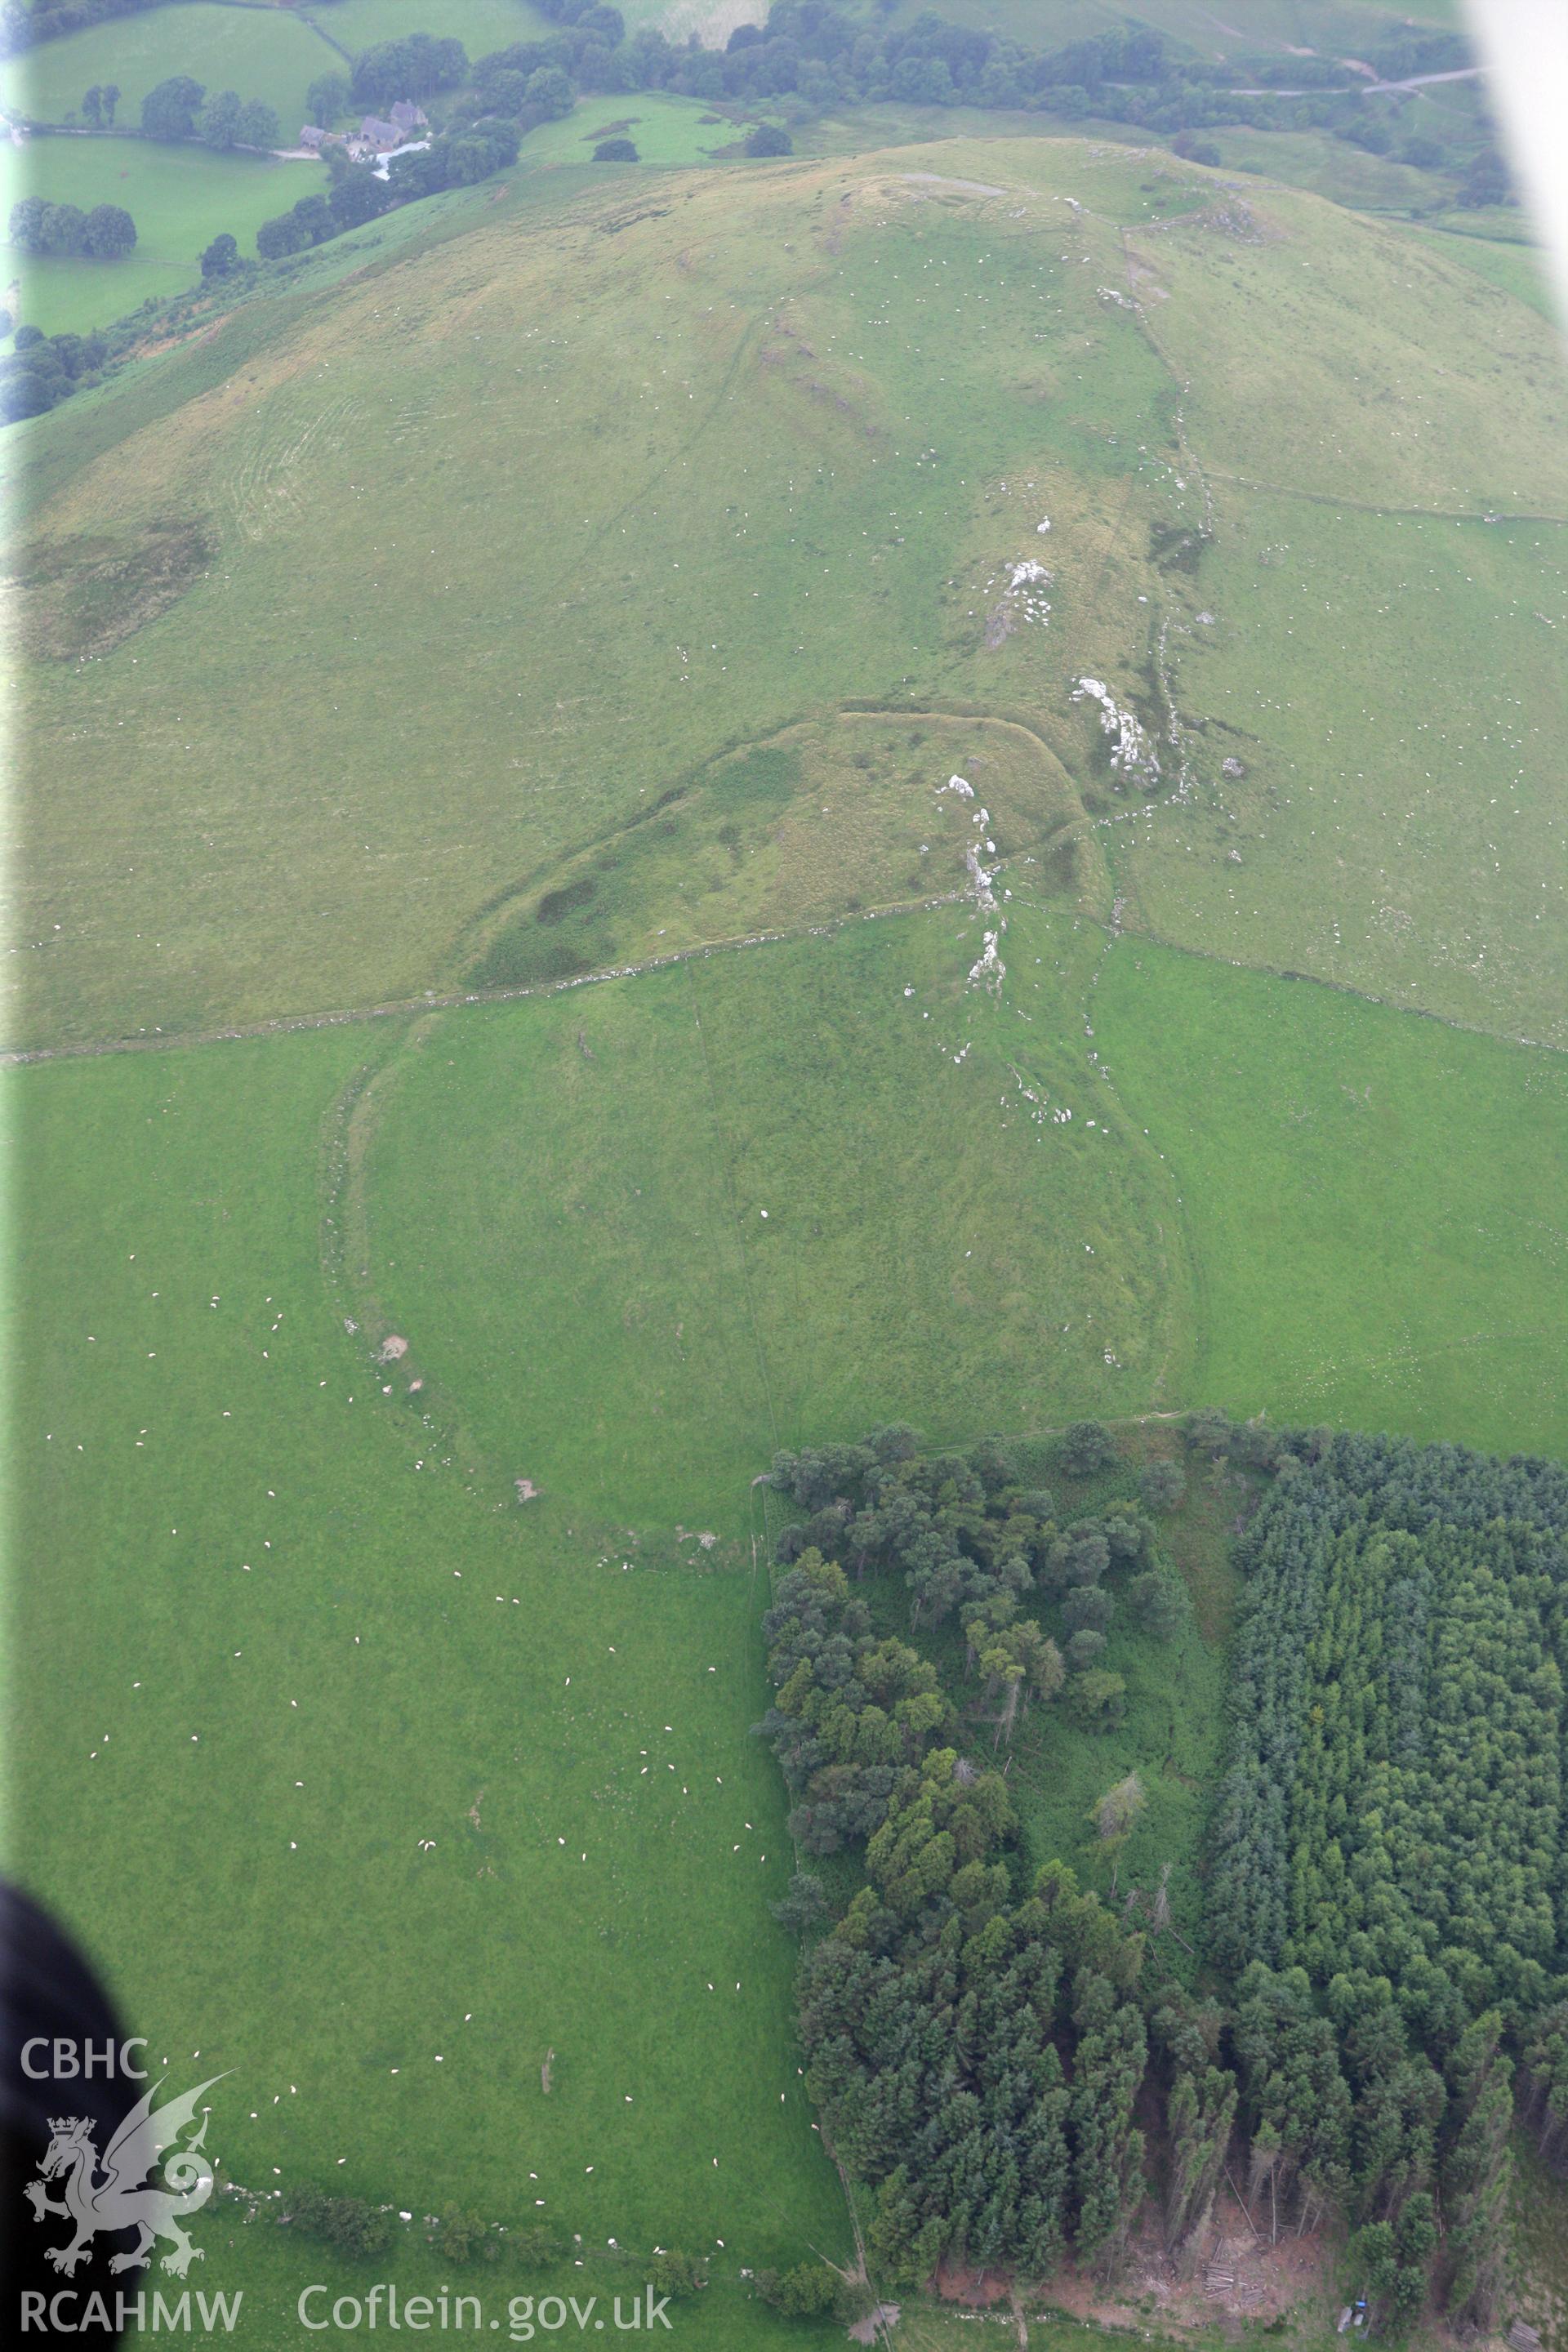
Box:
0;3;333;132
0;136;320;335
1094;938;1568;1461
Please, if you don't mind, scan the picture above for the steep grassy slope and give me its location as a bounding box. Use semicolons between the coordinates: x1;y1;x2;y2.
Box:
872;0;1463;51
1135;192;1567;510
5;137;1181;1049
11;137;1561;1057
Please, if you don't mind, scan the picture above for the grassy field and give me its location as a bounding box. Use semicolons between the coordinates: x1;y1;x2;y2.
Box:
870;0;1464;54
126;2223;857;2352
1114;490;1568;1046
302;0;554;60
16;884;1566;2336
1093;937;1568;1461
1405;220;1552;318
800;105;1481;220
1196;123;1454;212
518;90;762;167
359;902;1187;1526
7;1020;854;2302
4;893;1185;2339
0;136;321;336
7;104;1567;2345
0;4;335;132
9;136;1561;1055
1131;184;1568;515
461;705;1100;989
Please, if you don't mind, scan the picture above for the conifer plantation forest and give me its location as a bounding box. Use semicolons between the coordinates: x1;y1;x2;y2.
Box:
753;1420;1568;2332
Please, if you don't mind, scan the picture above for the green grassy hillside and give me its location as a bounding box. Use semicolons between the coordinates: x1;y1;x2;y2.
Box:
10;137;1562;1057
359;903;1187;1524
826;0;1464;54
1116;495;1567;1045
301;0;554;54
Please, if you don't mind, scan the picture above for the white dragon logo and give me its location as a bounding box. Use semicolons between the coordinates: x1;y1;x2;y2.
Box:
25;2074;227;2278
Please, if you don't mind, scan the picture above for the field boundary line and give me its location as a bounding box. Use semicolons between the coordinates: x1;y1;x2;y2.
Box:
1;892;966;1070
11;868;1555;1070
1204;470;1568;528
1290;1319;1568;1392
1095;918;1565;1055
316;1013;500;1503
